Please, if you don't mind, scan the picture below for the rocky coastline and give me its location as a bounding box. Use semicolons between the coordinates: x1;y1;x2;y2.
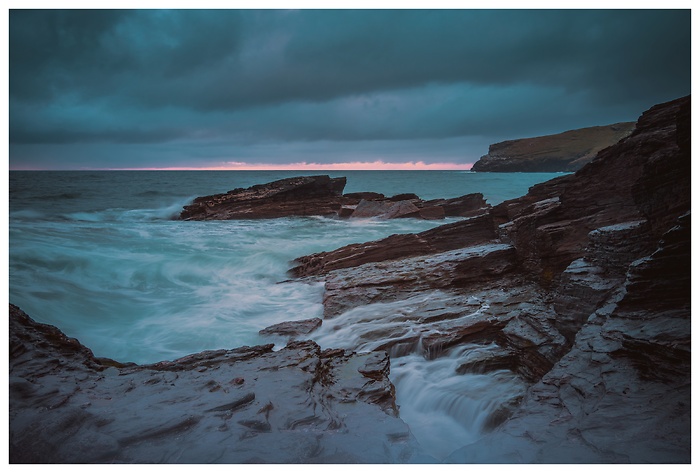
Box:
9;95;690;463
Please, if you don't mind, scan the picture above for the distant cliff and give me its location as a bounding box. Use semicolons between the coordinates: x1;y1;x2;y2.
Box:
471;122;636;172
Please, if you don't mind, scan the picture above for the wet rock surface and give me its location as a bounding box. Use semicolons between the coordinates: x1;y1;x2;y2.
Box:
290;211;495;278
179;174;488;221
446;213;690;463
291;96;691;462
259;317;322;338
9;305;428;463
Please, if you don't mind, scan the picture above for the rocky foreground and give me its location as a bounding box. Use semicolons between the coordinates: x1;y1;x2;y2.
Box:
10;304;430;463
9;96;690;463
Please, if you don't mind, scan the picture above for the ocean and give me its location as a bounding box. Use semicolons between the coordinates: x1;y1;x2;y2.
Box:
9;169;563;460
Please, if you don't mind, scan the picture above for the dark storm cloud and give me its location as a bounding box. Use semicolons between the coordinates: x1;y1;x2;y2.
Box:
10;10;244;103
278;9;690;105
8;9;691;168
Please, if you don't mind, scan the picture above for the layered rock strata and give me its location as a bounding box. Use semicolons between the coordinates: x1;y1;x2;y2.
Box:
288;96;691;462
179;174;489;221
447;212;690;463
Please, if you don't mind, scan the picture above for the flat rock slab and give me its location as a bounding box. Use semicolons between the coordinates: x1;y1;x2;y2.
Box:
259;317;322;338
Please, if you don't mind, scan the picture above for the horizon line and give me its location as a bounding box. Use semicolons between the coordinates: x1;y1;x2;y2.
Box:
11;160;476;172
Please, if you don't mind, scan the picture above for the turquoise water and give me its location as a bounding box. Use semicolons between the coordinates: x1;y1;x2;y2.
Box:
10;170;561;361
9;170;561;459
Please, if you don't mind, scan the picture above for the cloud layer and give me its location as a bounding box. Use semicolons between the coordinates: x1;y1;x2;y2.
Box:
9;9;691;169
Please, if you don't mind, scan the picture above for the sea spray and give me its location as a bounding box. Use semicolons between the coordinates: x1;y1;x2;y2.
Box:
10;204;451;363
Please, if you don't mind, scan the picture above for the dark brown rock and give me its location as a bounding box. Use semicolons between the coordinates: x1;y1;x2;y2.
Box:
320;243;518;318
259;318;322;338
421;319;510;360
378;200;423;219
343;192;385;201
415;206;446;220
338;205;356;218
179;175;347;220
494;96;690;286
357;351;391;381
290;212;497;278
180;173;487;222
447;211;690;463
422;193;489;217
388;193;420;201
455;347;518;375
348;199;394;218
344;199;432;220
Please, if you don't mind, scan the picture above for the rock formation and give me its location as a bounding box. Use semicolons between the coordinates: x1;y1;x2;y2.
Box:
178;174;488;221
179;175;348;220
289;96;691;462
259;317;322;338
9;304;428;463
471;122;636;172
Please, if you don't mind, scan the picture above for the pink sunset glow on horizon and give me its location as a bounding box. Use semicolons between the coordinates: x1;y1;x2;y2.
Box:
112;160;475;171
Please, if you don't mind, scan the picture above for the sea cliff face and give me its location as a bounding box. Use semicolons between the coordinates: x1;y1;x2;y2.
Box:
9;96;690;463
471;122;636;172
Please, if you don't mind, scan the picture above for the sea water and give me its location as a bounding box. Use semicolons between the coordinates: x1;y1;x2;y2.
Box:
9;170;562;460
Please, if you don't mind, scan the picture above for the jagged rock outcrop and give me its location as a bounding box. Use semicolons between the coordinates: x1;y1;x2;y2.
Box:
290;210;495;278
471;122;636;172
179;174;488;221
493;95;690;286
9;305;428;463
289;96;691;462
446;212;690;463
179;175;348;220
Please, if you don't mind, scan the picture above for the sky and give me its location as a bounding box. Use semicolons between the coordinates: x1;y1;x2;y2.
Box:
6;6;692;170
